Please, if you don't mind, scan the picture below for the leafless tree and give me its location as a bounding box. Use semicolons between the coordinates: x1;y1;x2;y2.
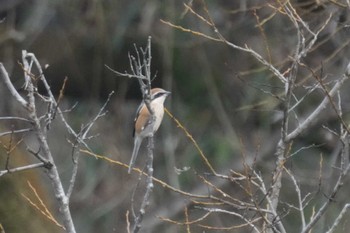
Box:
0;51;112;233
150;1;350;232
2;1;350;233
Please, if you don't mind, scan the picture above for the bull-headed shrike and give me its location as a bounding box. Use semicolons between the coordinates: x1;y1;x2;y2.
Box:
128;88;171;173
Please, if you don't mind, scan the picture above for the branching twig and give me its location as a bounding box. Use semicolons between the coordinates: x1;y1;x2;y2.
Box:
19;50;77;233
66;91;114;200
22;181;65;230
286;73;349;141
195;207;261;233
284;167;306;229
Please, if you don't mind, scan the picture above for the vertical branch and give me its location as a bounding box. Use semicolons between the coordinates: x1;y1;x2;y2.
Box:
264;3;333;231
132;136;154;233
20;51;77;233
107;37;155;233
284;167;306;229
132;37;154;233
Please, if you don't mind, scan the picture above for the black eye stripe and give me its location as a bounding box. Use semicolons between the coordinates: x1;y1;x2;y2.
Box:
152;92;165;99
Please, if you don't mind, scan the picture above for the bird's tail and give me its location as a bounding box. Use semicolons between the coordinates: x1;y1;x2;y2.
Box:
128;136;142;173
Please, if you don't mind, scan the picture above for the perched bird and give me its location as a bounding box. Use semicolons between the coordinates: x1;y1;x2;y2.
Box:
128;88;171;173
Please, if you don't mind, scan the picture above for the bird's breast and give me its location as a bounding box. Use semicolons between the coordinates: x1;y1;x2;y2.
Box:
152;104;165;132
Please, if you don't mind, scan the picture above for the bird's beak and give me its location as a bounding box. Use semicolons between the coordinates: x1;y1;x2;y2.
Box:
166;91;171;96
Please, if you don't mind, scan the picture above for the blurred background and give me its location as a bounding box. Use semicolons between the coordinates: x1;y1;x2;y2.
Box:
0;0;350;232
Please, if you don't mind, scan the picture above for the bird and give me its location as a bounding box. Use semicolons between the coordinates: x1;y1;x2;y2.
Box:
128;88;171;173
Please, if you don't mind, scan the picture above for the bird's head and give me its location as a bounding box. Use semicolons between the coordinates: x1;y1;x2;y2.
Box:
150;88;171;103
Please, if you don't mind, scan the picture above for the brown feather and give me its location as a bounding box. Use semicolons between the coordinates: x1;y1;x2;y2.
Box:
134;104;151;135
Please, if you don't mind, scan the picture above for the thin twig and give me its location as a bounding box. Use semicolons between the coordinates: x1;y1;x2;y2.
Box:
195;207;261;233
66;91;114;199
22;181;65;230
81;149;209;199
284;167;306;229
0;163;45;177
165;108;217;175
0;128;32;137
0;116;32;122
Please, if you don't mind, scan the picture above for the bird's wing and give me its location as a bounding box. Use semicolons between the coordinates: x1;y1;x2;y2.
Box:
133;101;144;137
133;102;152;137
132;101;145;137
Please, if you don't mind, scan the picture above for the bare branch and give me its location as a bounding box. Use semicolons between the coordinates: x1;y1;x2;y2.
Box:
105;64;148;80
1;51;78;233
129;37;155;233
325;203;350;233
284;167;306;229
302;134;350;233
0;63;28;107
0;128;32;137
81;91;114;139
286;74;349;141
164;108;217;175
0;116;32;122
0;162;45;177
195;207;261;233
66;91;114;199
22;181;66;230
